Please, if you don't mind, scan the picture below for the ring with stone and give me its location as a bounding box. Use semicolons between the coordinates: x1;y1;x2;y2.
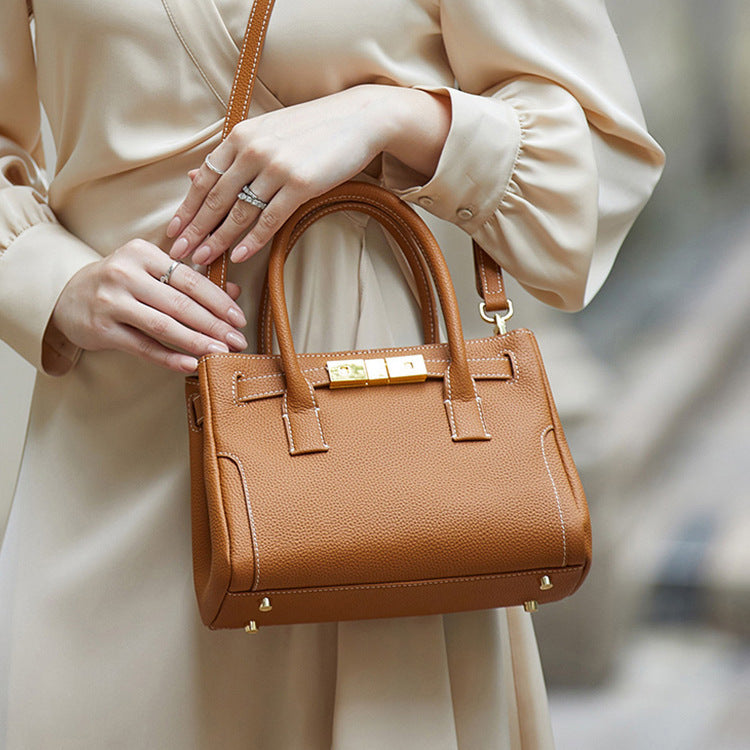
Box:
204;154;226;176
159;260;181;285
237;185;269;210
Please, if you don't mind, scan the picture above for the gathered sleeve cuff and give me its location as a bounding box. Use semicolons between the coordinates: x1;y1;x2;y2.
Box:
0;217;101;376
0;145;102;377
0;1;102;375
383;0;665;311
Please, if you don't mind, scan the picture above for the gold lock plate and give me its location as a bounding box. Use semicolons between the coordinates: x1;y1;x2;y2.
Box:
327;355;427;388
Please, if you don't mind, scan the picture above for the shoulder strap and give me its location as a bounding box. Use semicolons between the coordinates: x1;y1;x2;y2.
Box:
208;0;277;287
209;0;509;316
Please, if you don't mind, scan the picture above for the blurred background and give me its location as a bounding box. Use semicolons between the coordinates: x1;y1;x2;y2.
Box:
1;1;748;747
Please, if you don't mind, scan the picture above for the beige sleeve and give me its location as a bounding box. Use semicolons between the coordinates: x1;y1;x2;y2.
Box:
0;0;101;375
382;0;665;311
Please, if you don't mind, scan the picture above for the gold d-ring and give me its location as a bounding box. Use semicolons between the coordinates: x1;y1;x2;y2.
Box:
479;300;514;335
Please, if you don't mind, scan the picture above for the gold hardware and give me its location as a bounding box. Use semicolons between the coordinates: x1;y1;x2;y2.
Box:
479;300;514;335
259;597;273;612
327;355;427;388
245;621;260;634
365;358;390;385
327;359;368;388
524;600;539;614
540;576;553;591
386;355;428;384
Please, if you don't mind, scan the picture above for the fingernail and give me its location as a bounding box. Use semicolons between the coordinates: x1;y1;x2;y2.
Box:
226;331;248;350
231;245;249;263
170;237;189;259
227;308;247;328
166;216;182;238
181;356;199;373
193;245;211;265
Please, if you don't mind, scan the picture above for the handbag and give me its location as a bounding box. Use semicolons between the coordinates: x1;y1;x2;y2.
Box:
185;0;591;632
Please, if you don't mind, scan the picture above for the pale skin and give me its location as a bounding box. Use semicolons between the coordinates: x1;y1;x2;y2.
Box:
48;84;451;373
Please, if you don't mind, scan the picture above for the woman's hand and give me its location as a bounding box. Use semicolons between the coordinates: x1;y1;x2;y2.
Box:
166;84;451;267
48;240;248;373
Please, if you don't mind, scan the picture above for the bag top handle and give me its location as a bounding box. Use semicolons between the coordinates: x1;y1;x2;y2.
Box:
268;182;492;451
207;0;509;317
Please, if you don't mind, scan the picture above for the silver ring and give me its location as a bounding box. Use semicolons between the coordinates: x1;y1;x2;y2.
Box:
237;185;269;210
159;260;181;285
204;154;226;176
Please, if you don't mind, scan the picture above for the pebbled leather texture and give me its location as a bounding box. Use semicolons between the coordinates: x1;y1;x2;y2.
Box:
188;0;591;630
186;182;592;630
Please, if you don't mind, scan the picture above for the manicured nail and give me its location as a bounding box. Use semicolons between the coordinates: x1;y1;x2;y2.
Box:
170;237;189;259
229;245;250;263
226;331;248;350
166;216;182;238
207;342;229;354
193;245;212;265
180;356;199;373
230;245;249;263
227;308;247;328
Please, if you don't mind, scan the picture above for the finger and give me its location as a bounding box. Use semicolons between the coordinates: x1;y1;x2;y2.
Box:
191;170;279;265
150;256;247;328
167;145;235;249
148;258;247;330
188;169;199;181
226;282;242;301
181;166;264;264
190;198;266;267
109;324;199;374
118;296;246;359
133;273;249;352
230;188;298;263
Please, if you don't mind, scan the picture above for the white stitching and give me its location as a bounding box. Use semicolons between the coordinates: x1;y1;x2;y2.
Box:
443;398;458;440
541;426;567;567
230;353;511;375
236;373;512;403
240;1;272;130
187;393;202;433
223;0;261;138
281;392;295;454
445;363;491;439
314;407;329;450
493;264;504;297
475;394;490;438
226;565;585;598
261;193;442;347
217;452;262;591
281;393;329;453
260;211;438;350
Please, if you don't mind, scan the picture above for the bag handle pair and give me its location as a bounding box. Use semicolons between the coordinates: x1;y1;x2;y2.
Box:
206;0;510;320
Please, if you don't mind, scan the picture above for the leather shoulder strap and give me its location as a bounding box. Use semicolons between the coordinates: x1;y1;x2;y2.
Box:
222;0;277;140
209;0;508;314
209;0;277;287
473;241;508;313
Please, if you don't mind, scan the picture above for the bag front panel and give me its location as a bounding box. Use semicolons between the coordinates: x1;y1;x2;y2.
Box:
199;330;590;597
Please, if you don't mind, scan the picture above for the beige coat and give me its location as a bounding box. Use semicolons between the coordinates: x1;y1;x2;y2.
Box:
0;0;663;747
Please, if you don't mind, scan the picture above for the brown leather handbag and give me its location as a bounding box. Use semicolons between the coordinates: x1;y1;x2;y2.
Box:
184;0;591;632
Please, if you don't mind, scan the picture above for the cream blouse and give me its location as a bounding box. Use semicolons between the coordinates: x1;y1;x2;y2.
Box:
0;0;664;374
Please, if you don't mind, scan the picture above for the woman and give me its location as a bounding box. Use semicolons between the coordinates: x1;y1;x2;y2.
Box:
0;0;663;747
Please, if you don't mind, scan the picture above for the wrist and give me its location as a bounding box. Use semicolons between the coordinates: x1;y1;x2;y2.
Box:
370;86;452;179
